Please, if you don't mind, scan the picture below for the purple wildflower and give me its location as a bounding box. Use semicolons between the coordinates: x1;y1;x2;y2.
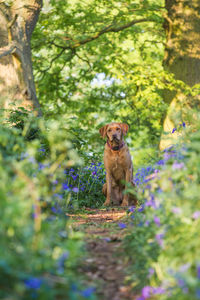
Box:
103;237;111;242
71;175;78;181
72;187;79;193
182;287;188;294
62;183;70;191
53;193;63;199
192;211;200;220
81;287;96;298
157;159;165;166
57;251;69;274
152;287;165;295
128;206;136;212
179;263;190;272
52;180;58;185
182;122;186;127
172;207;182;214
154;216;161;227
24;277;42;290
196;289;200;299
118;223;127;229
146;195;156;209
141;286;152;299
172;128;177;133
197;265;200;279
172;161;185;170
148;268;155;277
138;205;144;212
155;233;164;247
178;278;185;288
51;206;57;213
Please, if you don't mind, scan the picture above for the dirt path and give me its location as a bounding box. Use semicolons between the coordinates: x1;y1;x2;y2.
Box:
68;208;135;300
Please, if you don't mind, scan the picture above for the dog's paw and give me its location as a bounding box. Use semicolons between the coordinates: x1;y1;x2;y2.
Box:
104;200;110;206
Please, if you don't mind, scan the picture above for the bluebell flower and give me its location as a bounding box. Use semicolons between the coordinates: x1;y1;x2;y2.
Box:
51;206;57;213
154;216;161;227
138;205;144;212
52;180;58;185
62;183;70;191
192;211;200;220
171;207;182;215
197;264;200;279
29;157;36;164
57;251;69;273
152;287;165;295
172;128;177;133
141;286;152;298
24;277;42;290
172;161;185;170
137;222;143;227
53;193;63;199
58;231;68;238
71;174;78;181
148;268;155;277
38;163;45;170
118;223;127;229
179;263;190;272
81;287;96;298
155;233;164;247
72;187;79;193
156;160;165;166
177;278;185;288
103;237;111;242
128;206;135;213
196;289;200;299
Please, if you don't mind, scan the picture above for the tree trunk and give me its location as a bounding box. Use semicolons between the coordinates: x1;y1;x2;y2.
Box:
160;0;200;150
0;0;42;115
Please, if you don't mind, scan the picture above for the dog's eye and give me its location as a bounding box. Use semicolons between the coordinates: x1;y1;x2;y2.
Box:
108;129;112;132
116;128;120;131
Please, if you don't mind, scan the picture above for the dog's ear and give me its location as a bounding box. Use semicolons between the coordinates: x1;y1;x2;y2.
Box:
99;125;108;139
120;123;129;135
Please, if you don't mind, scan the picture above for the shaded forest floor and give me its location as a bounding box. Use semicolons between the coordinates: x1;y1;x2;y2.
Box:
68;208;136;300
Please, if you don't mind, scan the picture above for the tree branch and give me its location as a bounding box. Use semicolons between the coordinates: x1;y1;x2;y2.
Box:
0;42;16;59
72;18;149;48
50;18;151;51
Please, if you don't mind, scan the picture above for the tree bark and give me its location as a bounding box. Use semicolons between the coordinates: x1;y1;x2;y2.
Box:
0;0;42;115
160;0;200;150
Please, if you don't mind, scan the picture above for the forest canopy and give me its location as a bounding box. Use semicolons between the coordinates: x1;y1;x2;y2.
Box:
32;0;166;153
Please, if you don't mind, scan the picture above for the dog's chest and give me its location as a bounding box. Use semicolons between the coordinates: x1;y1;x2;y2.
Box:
105;149;129;178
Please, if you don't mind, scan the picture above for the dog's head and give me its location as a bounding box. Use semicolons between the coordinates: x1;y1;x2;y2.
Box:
99;122;129;143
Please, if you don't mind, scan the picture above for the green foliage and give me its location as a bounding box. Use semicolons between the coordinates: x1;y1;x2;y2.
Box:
32;0;166;151
123;113;200;299
0;110;96;300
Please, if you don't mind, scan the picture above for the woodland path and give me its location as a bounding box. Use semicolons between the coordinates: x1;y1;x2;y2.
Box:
68;208;136;300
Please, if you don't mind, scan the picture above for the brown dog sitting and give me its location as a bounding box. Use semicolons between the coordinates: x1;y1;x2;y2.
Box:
99;122;137;206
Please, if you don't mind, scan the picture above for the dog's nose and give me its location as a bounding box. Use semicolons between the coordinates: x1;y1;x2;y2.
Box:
113;134;117;138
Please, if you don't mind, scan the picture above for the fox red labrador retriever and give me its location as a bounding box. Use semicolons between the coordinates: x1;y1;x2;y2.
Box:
99;122;137;206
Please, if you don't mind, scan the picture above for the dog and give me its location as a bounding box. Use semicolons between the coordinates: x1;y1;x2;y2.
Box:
99;122;137;206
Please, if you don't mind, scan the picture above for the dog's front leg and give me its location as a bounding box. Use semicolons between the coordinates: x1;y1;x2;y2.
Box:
104;171;112;206
121;168;132;206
